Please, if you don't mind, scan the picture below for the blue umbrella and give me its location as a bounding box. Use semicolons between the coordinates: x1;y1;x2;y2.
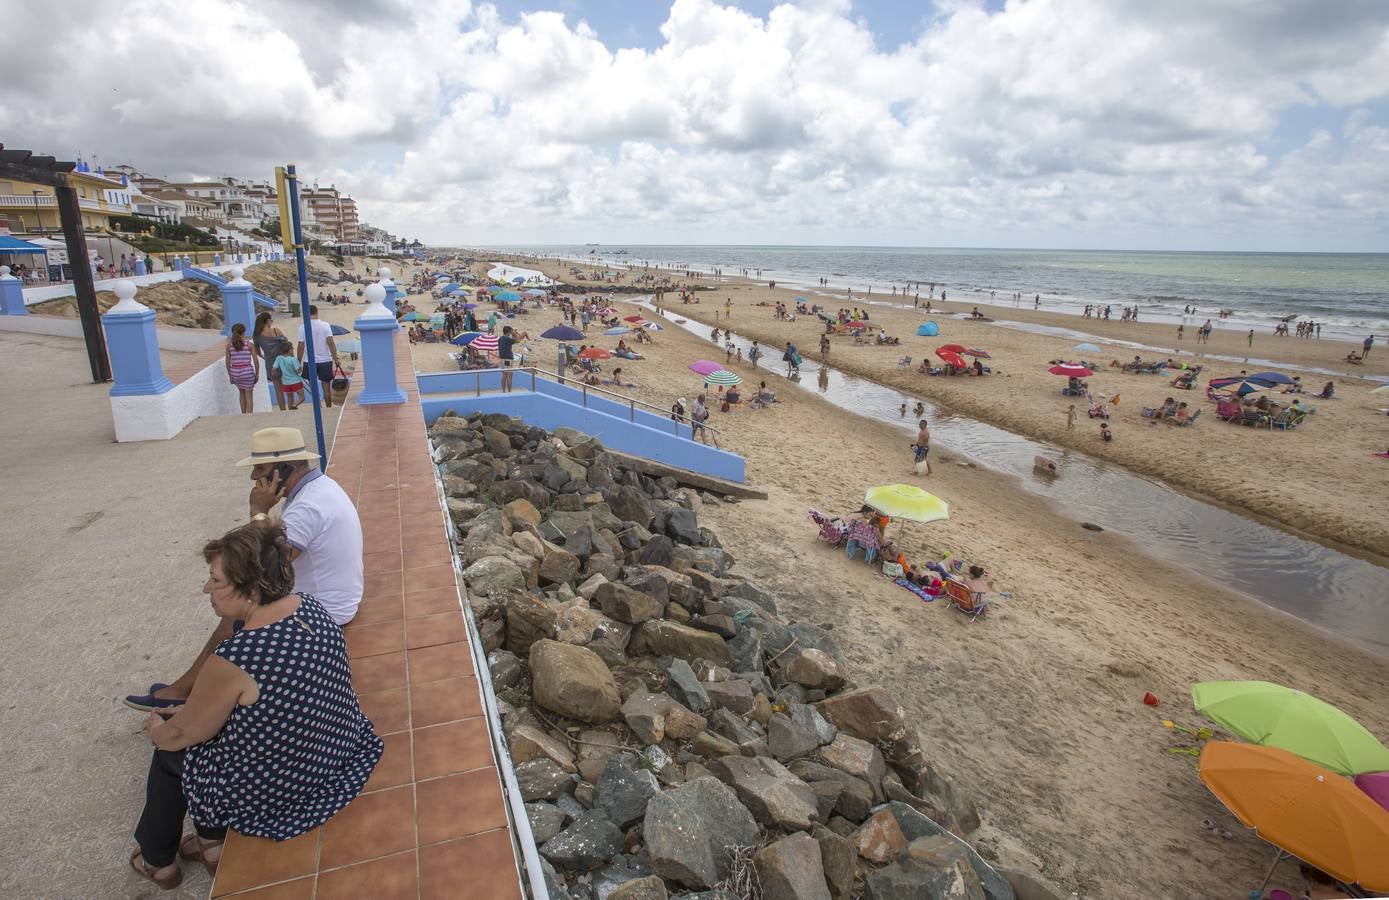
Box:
336;337;362;353
1073;342;1102;353
330;323;350;335
1247;371;1296;385
511;275;526;284
401;311;422;321
1210;376;1276;396
439;282;459;293
450;331;484;346
604;326;630;336
496;290;521;302
795;296;807;302
542;325;584;340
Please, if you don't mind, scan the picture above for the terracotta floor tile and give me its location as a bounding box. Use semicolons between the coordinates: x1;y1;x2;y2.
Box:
402;564;457;594
406;641;474;685
211;828;320;896
411;717;494;780
363;730;414;792
404;587;459;619
345;619;405;660
361;522;401;547
409;676;484;728
356;493;400;518
350;650;408;694
347;594;403;627
361;547;403;573
405;612;467;650
362;570;404;600
401;524;444;546
317;850;418;899
356;686;410;736
402;544;451;570
418;830;522;900
216;876;317;899
416;768;509;846
318;785;416;870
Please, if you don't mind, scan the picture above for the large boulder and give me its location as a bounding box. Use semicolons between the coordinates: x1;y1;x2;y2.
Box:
654;507;702;545
852;808;908;864
509;723;577;773
644;777;760;889
630;620;733;666
594;752;661;828
783;649;848;692
636;535;676;567
658;657;710;712
505;592;560;654
463;556;526;596
820;733;887;801
704;679;756;714
708;755;819;832
815;687;925;770
530;640;621;723
754;832;833;900
539;547;583;586
608;876;668;900
768;713;821;762
886;804;1013;900
596;581;665;625
609;485;655;528
482;426;514;458
503;498;542;531
515;758;574;801
540;810;623;872
525;801;568;844
864;855;985;900
813;825;856;900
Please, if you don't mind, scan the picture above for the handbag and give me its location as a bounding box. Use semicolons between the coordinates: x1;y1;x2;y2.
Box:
330;364;351;404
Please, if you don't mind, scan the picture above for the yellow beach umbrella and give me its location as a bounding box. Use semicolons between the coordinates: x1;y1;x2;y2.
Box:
864;484;949;524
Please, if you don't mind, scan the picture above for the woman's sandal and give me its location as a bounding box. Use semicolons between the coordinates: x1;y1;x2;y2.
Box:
130;849;183;890
179;833;224;875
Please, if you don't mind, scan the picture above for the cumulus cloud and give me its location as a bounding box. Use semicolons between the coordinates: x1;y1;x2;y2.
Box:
2;0;1386;249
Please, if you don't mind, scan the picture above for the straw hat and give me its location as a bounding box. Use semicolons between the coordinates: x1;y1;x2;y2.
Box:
235;427;321;466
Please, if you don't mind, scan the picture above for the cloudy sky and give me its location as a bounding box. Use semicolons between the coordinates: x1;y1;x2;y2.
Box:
5;0;1388;250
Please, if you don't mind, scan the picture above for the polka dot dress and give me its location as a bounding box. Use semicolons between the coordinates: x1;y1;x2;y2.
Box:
183;594;384;840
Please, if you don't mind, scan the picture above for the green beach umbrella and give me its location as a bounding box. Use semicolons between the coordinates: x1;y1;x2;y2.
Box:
703;370;742;386
1192;680;1389;776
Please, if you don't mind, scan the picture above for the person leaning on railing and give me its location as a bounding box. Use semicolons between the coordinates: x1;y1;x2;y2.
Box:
127;523;382;890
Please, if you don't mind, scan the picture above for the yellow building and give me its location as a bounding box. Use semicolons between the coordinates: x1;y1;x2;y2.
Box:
0;163;134;236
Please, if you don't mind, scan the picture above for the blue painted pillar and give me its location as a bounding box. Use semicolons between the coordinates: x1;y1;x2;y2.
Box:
214;253;222;267
354;282;406;405
134;258;147;276
172;257;182;271
102;281;173;397
219;267;256;336
236;253;244;264
182;254;192;270
376;266;398;314
0;266;28;315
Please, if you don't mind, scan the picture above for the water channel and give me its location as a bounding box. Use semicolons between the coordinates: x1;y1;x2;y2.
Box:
638;300;1389;656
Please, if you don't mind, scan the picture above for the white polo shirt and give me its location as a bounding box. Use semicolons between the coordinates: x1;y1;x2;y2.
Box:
281;470;363;624
297;318;334;361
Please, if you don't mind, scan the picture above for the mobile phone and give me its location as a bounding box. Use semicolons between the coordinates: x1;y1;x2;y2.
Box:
268;462;295;486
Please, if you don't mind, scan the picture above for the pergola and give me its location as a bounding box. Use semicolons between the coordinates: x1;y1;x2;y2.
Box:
0;143;111;382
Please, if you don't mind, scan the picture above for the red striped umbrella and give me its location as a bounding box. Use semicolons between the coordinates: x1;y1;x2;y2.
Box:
935;348;966;368
1048;363;1092;377
470;334;499;351
578;347;611;360
938;343;967;353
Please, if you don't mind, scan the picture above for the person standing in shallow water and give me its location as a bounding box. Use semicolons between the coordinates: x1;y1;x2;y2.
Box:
912;418;931;475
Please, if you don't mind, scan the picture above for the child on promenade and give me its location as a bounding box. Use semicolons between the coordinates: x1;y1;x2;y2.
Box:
273;339;305;410
226;323;259;415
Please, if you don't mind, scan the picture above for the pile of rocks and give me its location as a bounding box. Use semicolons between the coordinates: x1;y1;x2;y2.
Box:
430;412;1048;900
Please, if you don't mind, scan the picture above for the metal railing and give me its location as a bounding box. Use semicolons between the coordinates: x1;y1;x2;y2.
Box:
0;194;57;207
452;365;722;438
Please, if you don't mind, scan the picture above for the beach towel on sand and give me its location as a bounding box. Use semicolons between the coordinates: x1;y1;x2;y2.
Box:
894;578;938;602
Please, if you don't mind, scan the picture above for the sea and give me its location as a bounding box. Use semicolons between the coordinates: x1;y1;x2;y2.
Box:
485;245;1389;343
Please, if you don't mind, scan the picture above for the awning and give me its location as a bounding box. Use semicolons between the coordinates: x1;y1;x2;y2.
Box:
0;235;47;254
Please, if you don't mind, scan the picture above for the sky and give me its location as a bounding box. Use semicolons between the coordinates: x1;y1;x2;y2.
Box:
4;0;1388;251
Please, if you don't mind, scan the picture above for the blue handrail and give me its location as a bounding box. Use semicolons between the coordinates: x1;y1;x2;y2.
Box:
181;266;278;309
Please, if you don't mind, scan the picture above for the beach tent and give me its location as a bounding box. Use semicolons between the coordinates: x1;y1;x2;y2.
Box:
917;322;939;337
0;235;46;255
495;290;521;302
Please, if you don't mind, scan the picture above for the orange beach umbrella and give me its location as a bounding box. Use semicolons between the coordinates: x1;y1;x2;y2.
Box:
1199;741;1389;892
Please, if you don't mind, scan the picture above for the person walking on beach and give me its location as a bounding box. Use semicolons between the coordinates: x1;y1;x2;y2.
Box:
820;333;830;358
1247;329;1255;348
1364;334;1375;359
296;305;341;408
1176;323;1184;341
1066;404;1076;430
253;312;287;411
912;418;931;475
783;341;800;376
226;323;259;414
498;325;516;392
691;394;718;447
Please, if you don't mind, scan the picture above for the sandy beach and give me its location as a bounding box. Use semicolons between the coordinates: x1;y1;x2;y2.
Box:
403;257;1389;898
480;255;1389;562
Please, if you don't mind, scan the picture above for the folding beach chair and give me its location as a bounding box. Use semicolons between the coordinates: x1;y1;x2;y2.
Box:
944;579;989;621
898;356;912;369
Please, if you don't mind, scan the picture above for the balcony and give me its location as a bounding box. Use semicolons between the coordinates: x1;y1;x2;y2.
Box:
0;194;57;208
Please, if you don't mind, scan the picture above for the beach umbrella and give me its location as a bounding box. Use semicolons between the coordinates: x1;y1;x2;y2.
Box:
400;311;421;321
511;276;526;284
329;323;350;335
1073;342;1102;353
336;337;361;353
450;331;484;346
641;321;663;331
917;322;939;337
541;325;584;341
470;334;500;352
1048;364;1093;377
1209;376;1277;397
938;343;968;353
935;348;967;368
688;360;726;376
1357;772;1389;813
462;302;479;309
604;326;630;336
1192;680;1389;776
524;288;547;296
495;290;521;302
1198;742;1389;893
962;348;991;358
578;347;611;360
794;296;808;302
863;484;950;524
1247;371;1296;385
704;370;742;386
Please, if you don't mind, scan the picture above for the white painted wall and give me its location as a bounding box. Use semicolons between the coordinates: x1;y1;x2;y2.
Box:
110;357;271;442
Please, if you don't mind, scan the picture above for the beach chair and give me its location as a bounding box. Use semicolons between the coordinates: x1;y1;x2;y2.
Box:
943;579;989;621
898;356;912;369
1271;408;1303;430
1216;400;1243;422
1171;409;1201;427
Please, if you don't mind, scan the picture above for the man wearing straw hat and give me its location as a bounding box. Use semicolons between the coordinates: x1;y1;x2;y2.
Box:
123;427;363;714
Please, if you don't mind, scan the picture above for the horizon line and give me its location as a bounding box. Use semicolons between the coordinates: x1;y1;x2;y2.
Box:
455;242;1389;256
